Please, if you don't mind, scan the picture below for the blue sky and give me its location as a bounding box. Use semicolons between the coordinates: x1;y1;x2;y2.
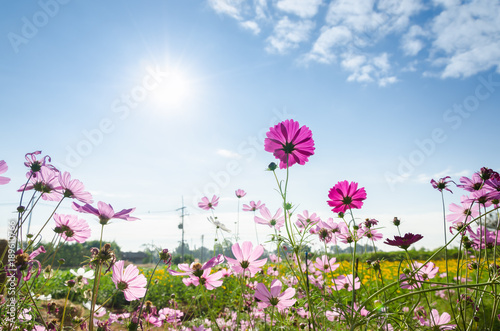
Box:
1;0;499;253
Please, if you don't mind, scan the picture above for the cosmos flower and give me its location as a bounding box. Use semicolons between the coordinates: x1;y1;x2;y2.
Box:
384;233;423;250
23;151;55;177
254;279;296;312
189;268;224;290
235;189;246;198
18;166;62;201
226;241;267;277
430;176;454;193
264;119;315;169
0;160;10;185
446;195;480;224
169;254;225;277
418;309;456;330
198;195;219;210
313;255;339;274
58;171;93;204
70;267;95;285
53;213;91;243
327;180;367;213
457;173;484;191
207;216;231;232
72;201;139;225
254;207;285;230
112;260;147;301
242;200;265;211
296;210;320;229
332;274;361;291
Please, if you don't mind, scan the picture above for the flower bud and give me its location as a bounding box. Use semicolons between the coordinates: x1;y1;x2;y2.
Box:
267;162;277;171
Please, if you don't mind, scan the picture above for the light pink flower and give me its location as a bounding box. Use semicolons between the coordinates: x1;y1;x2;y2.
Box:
242;200;265;211
254;207;285;230
0;160;10;185
18;166;62;201
198;195;219;210
414;262;439;280
225;241;267;277
255;279;296;312
264;119;315;169
72;201;139;224
112;261;147;301
58;171;93;204
399;273;423;290
53;213;91;243
446;195;480;225
327;180;367;213
419;309;456;330
313;255;339;274
189;268;224;290
332;274;360;291
23;151;55;177
358;227;383;242
235;189;246;198
457;173;483;191
296;210;320;229
169;254;224;277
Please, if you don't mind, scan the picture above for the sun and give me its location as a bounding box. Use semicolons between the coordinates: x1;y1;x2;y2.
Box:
149;68;193;111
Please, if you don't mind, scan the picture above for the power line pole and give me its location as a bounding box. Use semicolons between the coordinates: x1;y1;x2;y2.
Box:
177;197;187;263
201;234;204;263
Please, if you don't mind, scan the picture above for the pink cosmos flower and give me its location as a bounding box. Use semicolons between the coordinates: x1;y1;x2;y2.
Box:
0;160;10;185
112;260;147;301
296;210;320;229
399;273;423;289
457;173;483;191
169;254;224;277
313;255;339;274
446;195;480;224
254;207;285;230
384;233;423;250
358;227;383;242
255;279;296;312
418;309;456;330
9;246;46;283
53;213;91;243
18;166;62;201
413;262;439;280
23;151;55;177
242;200;265;211
72;201;139;225
235;189;246;198
468;226;499;249
198;195;219;210
327;180;367;213
189;268;224;290
264;119;315;169
58;171;93;204
225;241;267;277
467;188;497;207
430;176;453;193
332;274;360;291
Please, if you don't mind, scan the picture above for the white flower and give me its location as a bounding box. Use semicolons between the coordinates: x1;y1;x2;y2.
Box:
70;267;95;284
207;216;231;233
37;294;52;301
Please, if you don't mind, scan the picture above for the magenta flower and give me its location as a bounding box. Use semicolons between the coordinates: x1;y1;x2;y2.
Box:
53;213;91;243
254;207;285;230
58;171;93;204
413;262;439;280
198;195;219;210
242;200;265;211
430;176;453;193
384;233;423;250
0;160;10;185
327;180;367;213
359;227;383;242
226;241;267;277
72;201;139;225
18;166;62;201
264;119;315;169
235;189;246;198
332;274;361;291
23;151;55;177
112;260;147;301
296;210;320;229
255;279;296;312
446;195;480;224
189;268;224;290
9;246;46;283
399;273;423;290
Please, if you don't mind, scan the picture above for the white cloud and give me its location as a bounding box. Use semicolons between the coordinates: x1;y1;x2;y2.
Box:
341;52;397;86
208;0;246;20
275;0;323;19
216;149;242;159
266;17;315;54
401;25;427;56
240;20;261;34
303;25;352;63
430;0;500;78
326;0;385;33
